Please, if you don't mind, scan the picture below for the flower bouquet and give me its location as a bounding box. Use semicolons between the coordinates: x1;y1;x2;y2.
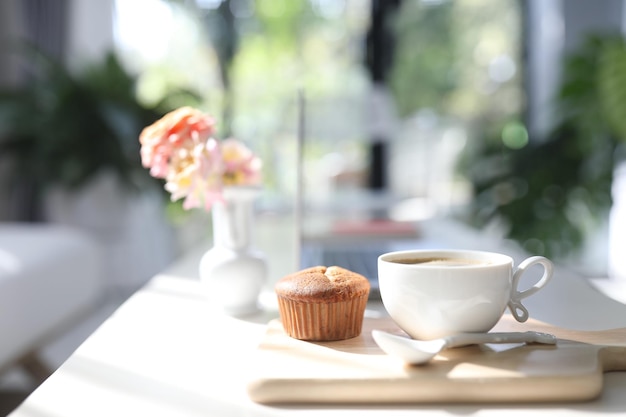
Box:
139;106;262;211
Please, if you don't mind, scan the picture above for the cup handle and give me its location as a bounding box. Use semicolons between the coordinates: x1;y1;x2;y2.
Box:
508;256;554;322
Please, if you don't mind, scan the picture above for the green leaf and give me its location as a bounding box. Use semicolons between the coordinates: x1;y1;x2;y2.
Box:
598;39;626;142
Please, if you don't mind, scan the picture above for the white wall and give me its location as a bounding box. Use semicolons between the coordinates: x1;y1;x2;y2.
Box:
66;0;116;70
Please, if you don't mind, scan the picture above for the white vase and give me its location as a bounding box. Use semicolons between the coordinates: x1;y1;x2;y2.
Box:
199;186;267;315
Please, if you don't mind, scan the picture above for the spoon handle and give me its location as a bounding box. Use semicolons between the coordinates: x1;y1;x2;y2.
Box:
443;331;557;349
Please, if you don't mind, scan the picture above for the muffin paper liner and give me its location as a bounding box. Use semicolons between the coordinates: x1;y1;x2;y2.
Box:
276;294;369;341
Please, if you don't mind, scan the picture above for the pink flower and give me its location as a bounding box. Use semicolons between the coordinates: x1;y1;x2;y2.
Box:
163;137;222;210
139;107;262;211
221;138;262;186
139;107;216;179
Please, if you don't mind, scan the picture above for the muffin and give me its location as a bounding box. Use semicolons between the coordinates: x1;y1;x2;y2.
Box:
274;266;370;341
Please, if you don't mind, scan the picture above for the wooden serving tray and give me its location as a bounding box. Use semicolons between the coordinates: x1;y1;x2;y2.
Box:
247;315;626;404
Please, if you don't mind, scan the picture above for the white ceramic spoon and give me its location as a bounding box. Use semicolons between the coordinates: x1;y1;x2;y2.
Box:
371;329;557;365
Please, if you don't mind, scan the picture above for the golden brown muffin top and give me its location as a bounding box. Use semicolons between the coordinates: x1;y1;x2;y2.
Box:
275;266;370;302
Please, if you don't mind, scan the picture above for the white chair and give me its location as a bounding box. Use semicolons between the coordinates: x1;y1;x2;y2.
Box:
0;223;102;384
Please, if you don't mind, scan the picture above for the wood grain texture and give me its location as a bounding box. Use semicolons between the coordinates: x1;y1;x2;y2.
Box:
247;315;626;404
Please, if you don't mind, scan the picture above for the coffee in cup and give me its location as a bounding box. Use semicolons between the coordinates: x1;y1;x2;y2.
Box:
390;257;489;267
378;249;553;340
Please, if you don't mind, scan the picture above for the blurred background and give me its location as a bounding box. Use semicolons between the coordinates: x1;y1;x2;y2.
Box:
2;0;626;284
2;0;626;412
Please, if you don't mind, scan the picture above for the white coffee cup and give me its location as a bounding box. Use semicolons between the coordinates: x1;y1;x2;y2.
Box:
378;249;553;340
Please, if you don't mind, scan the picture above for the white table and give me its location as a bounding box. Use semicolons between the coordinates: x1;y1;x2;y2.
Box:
9;218;626;417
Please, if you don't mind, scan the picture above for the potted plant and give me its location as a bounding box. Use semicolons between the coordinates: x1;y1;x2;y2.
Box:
465;33;626;261
0;45;198;222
